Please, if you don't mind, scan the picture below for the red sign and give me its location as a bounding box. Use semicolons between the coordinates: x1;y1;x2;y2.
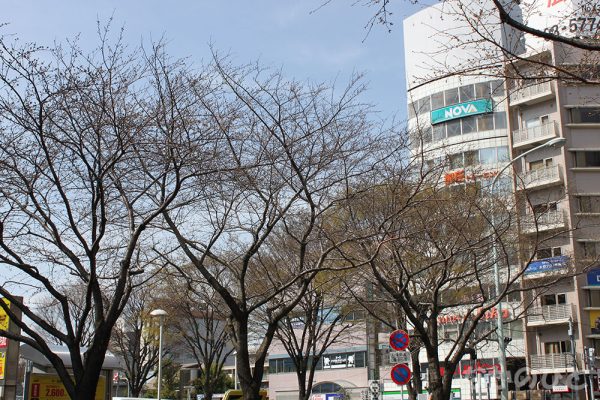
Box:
437;307;510;325
444;169;499;185
547;0;565;7
32;383;40;397
391;363;412;385
389;329;410;351
0;337;7;349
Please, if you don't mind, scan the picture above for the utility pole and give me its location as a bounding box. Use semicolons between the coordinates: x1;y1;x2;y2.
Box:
569;318;579;400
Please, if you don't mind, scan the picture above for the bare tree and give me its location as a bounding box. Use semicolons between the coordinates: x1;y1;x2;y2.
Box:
160;268;234;400
274;279;360;400
333;154;576;400
0;29;210;399
110;287;160;397
159;56;390;400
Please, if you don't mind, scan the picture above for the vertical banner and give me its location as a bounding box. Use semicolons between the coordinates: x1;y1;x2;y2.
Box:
0;351;5;380
0;298;10;331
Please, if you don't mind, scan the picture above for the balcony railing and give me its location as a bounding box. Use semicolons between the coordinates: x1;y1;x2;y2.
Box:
530;353;576;372
517;165;562;190
527;303;574;325
521;210;566;234
512;121;558;147
510;81;554;105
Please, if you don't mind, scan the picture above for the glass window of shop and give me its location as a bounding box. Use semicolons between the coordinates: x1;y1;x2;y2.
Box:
419;97;431;114
459;84;475;102
269;351;366;374
461;116;477;134
446;119;461;137
444;88;460;106
431;91;445;109
475;82;492;99
477;114;494;131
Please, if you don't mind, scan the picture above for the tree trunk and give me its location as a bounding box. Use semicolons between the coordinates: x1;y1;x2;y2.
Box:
297;368;308;400
233;320;263;400
407;352;422;400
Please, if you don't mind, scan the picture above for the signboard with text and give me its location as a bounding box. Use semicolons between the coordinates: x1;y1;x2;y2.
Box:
431;99;493;125
587;269;600;286
28;373;105;400
0;351;5;380
0;298;10;331
524;255;569;275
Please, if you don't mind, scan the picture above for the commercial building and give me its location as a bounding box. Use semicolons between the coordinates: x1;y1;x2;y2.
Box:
404;0;600;399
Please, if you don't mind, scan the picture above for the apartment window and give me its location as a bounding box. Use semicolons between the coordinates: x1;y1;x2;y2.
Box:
571;107;600;123
544;340;571;354
542;293;566;306
462;116;477;134
535;247;562;260
445;88;460;106
574;151;600;167
532;202;557;214
579;196;600;213
529;158;553;171
459;84;475;102
431;92;445;109
582;241;599;259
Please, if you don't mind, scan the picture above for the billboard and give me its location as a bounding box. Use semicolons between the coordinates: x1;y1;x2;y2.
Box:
0;351;5;380
28;374;106;400
431;99;493;125
591;310;600;335
524;255;569;275
587;269;600;286
0;298;10;331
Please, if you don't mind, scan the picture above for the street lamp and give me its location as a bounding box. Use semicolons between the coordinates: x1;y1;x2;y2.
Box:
491;137;567;400
150;309;168;400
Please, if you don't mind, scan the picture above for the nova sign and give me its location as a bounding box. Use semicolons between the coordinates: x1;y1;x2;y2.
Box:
431;99;493;125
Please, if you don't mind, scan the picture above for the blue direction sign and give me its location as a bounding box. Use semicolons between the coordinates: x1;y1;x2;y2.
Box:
389;329;410;351
391;363;412;386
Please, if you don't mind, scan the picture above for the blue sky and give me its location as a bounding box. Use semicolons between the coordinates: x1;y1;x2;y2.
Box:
2;1;428;121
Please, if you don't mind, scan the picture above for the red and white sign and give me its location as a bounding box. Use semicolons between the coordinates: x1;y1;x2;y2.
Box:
0;336;7;349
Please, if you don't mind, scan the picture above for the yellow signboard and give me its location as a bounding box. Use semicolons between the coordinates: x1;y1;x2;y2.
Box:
28;373;105;400
0;298;11;331
0;352;6;380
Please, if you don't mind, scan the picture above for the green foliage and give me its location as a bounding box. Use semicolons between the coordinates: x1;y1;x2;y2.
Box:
145;359;181;399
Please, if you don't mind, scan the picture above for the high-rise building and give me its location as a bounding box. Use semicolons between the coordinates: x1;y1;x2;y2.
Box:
404;1;600;399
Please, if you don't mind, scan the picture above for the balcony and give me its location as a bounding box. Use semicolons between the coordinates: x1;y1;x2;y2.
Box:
509;81;554;106
516;165;563;190
526;303;575;326
512;121;558;149
521;210;567;234
529;353;576;373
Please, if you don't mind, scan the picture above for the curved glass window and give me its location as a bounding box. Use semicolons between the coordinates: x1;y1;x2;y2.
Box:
313;382;343;394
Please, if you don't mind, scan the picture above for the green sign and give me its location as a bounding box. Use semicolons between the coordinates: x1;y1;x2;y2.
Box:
431;99;493;125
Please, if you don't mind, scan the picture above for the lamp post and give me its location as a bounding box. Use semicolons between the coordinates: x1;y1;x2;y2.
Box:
491;137;566;400
150;309;168;400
